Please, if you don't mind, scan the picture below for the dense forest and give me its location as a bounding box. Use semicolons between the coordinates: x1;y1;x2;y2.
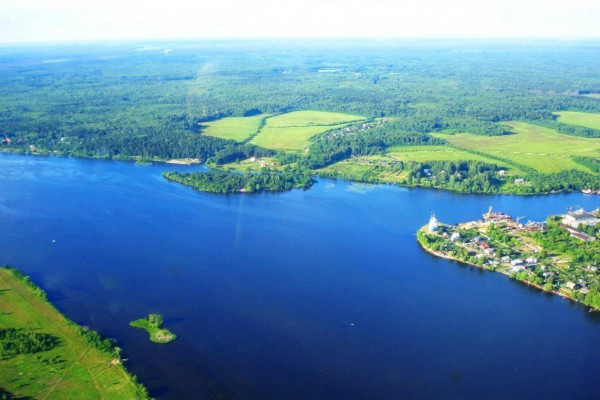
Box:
1;41;600;194
164;167;314;193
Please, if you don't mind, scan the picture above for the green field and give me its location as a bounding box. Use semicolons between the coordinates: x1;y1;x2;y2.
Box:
386;145;507;165
435;121;600;173
555;111;600;130
200;114;269;142
250;110;364;150
0;268;146;399
582;94;600;100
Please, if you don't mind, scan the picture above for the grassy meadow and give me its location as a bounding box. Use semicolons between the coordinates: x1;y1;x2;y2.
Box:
435;121;600;173
249;110;364;150
200;114;270;142
386;145;506;165
555;111;600;130
0;268;146;399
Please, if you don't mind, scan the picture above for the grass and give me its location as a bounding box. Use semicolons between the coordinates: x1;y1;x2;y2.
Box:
250;110;365;150
555;111;600;130
0;267;146;399
434;121;600;173
582;94;600;100
386;145;508;165
200;114;270;142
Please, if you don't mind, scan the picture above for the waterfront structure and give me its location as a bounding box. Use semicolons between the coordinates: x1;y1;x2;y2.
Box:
562;208;600;229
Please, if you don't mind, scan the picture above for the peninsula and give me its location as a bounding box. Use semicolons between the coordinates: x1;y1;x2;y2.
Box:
163;168;314;194
417;207;600;310
0;266;148;399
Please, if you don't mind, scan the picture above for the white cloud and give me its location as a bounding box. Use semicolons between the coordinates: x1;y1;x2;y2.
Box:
1;0;599;43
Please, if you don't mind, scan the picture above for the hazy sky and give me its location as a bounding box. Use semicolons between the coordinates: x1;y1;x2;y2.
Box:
1;0;600;43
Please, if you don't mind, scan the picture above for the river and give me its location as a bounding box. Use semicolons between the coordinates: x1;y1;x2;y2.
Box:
1;153;600;399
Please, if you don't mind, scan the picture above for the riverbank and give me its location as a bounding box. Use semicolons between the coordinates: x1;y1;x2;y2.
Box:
416;209;600;312
0;266;148;399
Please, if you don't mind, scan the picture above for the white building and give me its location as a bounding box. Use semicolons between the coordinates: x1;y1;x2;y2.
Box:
450;232;460;242
562;208;600;228
428;214;439;233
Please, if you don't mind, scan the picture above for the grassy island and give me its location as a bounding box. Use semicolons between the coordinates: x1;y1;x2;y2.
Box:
163;168;314;194
0;266;148;399
129;314;177;344
417;208;600;311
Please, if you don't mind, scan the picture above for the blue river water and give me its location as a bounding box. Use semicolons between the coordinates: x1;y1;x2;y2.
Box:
1;153;600;399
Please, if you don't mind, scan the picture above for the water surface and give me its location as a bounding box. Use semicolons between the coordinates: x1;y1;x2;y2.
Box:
1;153;600;399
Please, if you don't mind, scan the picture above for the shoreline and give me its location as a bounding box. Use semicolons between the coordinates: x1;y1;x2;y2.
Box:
0;265;149;398
416;229;598;313
0;149;590;197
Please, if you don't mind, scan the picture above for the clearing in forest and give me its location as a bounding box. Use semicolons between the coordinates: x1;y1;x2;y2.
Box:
555;111;600;130
250;110;365;150
386;145;507;165
200;114;270;142
435;121;600;174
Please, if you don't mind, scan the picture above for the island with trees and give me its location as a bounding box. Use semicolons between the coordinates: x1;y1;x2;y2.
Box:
130;314;177;344
0;265;148;399
417;207;600;311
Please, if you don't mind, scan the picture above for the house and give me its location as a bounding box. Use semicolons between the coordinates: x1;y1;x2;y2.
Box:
501;256;511;263
511;259;523;266
250;157;257;162
526;257;538;266
565;281;577;291
580;287;590;295
450;232;460;242
514;178;525;184
562;208;600;228
498;169;506;176
484;248;495;256
480;242;489;250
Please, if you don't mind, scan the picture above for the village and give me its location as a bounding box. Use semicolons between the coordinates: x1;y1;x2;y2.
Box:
418;206;600;309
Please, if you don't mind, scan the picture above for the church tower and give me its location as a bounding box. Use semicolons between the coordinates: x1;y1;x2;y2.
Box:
428;214;439;233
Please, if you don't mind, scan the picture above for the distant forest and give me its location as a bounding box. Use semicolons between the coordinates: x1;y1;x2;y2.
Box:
1;41;600;193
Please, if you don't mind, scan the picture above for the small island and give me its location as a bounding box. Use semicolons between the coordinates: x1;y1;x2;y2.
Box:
417;207;600;310
130;314;177;344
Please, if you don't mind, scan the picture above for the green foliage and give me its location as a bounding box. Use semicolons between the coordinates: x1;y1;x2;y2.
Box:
164;168;314;194
148;313;164;327
0;266;148;399
77;327;118;356
0;329;59;359
573;156;600;173
2;43;600;196
532;221;600;265
4;266;47;300
130;315;176;344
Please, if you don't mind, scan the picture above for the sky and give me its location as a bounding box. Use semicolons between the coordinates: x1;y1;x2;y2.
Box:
1;0;600;43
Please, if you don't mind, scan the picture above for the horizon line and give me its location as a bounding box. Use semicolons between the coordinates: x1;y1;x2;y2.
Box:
2;35;600;47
